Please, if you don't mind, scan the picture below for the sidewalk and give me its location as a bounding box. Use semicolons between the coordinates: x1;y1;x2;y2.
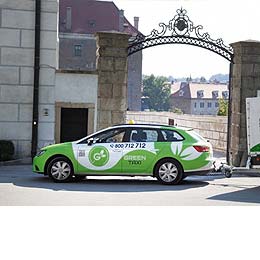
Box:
0;157;31;166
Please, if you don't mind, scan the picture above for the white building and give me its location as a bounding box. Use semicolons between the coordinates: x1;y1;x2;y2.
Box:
0;0;99;158
170;82;229;115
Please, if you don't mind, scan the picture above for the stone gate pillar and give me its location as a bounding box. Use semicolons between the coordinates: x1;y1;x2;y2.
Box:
230;40;260;166
96;31;130;131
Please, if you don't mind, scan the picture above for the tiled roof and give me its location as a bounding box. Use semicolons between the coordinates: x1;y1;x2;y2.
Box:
123;17;139;35
170;82;228;99
59;0;140;36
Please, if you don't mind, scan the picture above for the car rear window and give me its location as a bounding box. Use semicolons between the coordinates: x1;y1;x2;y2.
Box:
161;129;184;141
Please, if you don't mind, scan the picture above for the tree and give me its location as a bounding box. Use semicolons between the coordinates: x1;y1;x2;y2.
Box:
142;74;171;111
217;98;228;116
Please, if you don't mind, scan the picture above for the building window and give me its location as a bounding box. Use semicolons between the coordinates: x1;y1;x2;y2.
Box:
200;102;204;108
207;102;212;108
222;91;229;99
215;102;219;108
88;20;96;27
212;90;219;99
179;89;184;96
197;90;204;98
74;45;82;56
194;102;197;108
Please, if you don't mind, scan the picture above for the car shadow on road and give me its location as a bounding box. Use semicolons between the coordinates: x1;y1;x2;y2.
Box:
3;174;210;193
208;185;260;204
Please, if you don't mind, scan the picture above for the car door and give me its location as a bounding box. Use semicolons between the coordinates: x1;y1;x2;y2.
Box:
75;128;127;174
122;128;161;175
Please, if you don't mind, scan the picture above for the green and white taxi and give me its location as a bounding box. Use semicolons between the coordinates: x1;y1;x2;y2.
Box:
33;124;214;184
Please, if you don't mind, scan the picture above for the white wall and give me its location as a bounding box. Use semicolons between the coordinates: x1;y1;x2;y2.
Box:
191;99;220;115
55;71;98;131
0;0;58;158
55;72;98;103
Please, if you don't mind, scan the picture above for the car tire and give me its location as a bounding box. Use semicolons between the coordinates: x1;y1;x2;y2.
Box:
155;158;183;185
47;156;74;183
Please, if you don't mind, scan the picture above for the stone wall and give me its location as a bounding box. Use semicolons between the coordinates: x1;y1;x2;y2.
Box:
0;0;58;158
127;51;142;111
126;111;228;152
230;41;260;166
96;31;130;131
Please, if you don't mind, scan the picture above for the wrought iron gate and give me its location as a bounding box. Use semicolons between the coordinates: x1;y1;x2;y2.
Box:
128;8;234;63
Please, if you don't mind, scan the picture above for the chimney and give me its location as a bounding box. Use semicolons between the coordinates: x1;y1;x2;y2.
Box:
66;7;72;31
119;9;124;32
134;16;139;30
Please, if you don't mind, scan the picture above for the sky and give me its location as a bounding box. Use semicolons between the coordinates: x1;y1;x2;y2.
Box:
109;0;260;79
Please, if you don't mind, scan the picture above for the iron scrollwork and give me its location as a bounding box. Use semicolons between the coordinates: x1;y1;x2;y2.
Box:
128;8;234;62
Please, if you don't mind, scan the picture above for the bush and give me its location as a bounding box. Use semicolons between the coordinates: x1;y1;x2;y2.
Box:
171;108;183;114
218;98;228;116
0;140;15;161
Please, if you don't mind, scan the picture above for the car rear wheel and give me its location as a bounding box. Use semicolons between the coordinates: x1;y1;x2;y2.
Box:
47;157;73;182
155;159;183;185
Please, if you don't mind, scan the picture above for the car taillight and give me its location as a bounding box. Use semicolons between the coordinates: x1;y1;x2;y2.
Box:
193;145;210;152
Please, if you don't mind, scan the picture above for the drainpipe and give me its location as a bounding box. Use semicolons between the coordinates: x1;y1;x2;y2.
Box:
31;0;41;158
226;62;233;164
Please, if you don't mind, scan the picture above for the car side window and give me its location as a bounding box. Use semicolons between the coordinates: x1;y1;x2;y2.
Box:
97;129;126;143
129;129;160;142
161;129;184;142
80;128;126;144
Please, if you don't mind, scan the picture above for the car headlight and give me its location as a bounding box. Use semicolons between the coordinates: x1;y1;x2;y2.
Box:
36;150;47;157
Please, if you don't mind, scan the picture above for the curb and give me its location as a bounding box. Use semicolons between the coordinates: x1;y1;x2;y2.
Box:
0;157;32;166
209;170;260;178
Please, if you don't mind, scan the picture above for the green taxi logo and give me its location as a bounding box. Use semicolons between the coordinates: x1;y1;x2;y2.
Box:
89;146;109;167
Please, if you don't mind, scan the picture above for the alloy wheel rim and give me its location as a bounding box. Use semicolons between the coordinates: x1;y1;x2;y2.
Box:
159;162;178;182
51;161;71;180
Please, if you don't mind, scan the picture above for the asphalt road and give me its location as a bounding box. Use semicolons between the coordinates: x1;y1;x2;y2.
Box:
0;165;260;205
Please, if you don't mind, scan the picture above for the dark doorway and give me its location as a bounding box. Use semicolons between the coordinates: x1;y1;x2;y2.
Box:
60;108;88;143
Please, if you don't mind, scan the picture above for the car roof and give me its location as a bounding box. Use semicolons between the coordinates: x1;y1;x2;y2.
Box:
75;123;193;143
114;123;192;131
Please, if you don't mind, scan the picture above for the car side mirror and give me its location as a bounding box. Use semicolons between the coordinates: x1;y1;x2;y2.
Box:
87;138;94;146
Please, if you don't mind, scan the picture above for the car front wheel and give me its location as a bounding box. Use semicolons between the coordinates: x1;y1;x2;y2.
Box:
155;159;183;185
47;157;73;182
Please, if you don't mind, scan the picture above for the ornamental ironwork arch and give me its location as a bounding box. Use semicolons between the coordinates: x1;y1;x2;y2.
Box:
128;8;234;63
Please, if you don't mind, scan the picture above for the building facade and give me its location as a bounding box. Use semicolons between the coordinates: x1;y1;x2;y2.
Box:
170;82;229;115
0;0;58;158
0;0;130;159
58;0;142;111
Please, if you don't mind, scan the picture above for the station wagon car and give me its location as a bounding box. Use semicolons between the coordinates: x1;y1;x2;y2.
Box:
33;124;214;185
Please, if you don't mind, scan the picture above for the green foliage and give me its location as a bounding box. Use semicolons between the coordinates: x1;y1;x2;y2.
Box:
142;74;171;111
217;98;228;116
171;108;183;114
0;140;15;161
